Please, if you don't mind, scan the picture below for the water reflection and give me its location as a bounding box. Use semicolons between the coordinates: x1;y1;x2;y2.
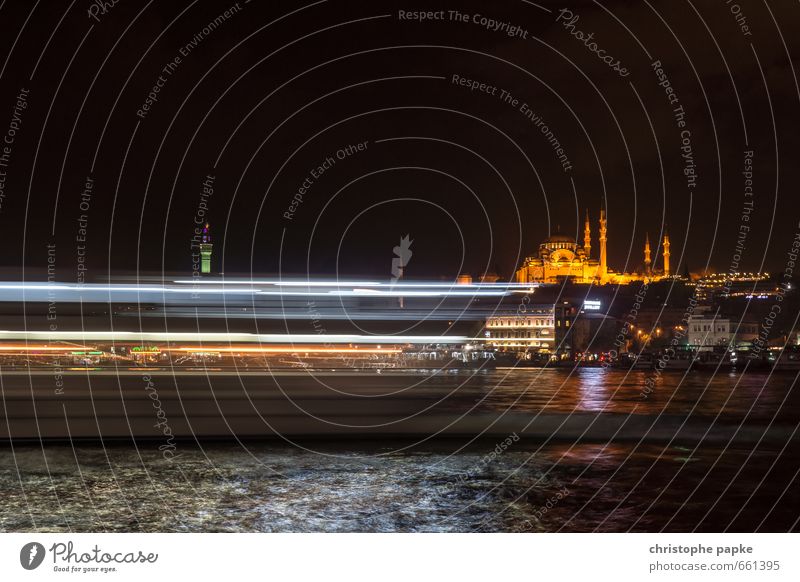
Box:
474;369;799;420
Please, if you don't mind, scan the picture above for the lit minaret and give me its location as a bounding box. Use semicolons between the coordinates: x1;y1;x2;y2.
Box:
200;223;213;274
598;208;608;281
644;233;652;275
662;231;671;277
583;210;592;258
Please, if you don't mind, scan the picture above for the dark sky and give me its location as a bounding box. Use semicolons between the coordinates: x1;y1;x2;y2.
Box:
0;0;798;281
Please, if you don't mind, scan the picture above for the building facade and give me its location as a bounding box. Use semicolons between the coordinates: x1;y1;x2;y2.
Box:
687;311;760;349
484;306;556;353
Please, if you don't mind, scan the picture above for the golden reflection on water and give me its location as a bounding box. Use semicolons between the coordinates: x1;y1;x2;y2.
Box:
474;369;796;420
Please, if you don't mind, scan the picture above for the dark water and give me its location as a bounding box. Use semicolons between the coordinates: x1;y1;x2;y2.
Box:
1;442;798;532
1;369;799;532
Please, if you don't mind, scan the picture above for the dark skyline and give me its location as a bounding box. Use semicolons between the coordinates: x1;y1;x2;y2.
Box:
0;0;797;281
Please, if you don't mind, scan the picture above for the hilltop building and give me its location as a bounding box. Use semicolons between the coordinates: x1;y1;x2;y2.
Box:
515;210;672;285
694;272;775;301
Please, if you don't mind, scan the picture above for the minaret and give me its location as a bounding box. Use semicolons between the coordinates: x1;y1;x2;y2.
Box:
583;210;592;258
662;231;671;277
599;208;608;281
200;223;213;274
644;233;652;275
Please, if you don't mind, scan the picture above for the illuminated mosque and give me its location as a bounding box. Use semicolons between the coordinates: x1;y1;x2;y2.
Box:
514;210;672;285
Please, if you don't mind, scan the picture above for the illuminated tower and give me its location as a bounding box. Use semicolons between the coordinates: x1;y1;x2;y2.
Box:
583;210;592;258
200;223;213;274
644;233;652;275
598;208;608;281
662;231;671;277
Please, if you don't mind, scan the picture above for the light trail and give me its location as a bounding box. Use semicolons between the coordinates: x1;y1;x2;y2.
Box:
0;331;470;344
0;345;91;351
164;346;402;354
0;281;534;299
170;279;539;288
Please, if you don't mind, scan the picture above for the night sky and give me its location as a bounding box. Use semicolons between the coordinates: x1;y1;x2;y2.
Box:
0;0;797;281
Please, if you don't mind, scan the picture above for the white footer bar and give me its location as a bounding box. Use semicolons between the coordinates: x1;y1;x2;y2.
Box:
0;533;796;581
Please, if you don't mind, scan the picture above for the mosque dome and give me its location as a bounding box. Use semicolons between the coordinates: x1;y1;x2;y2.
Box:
543;234;575;244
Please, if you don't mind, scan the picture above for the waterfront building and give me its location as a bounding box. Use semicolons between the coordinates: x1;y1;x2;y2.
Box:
687;309;760;349
484;306;555;353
